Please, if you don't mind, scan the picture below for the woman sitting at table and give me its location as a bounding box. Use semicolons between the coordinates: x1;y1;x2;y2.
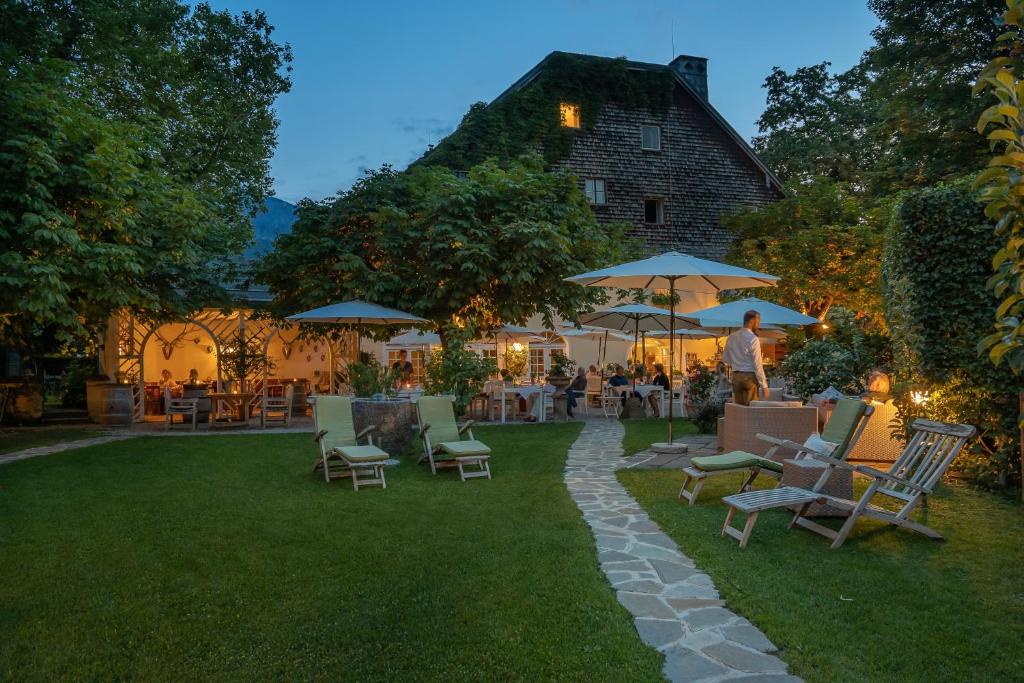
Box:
647;363;670;417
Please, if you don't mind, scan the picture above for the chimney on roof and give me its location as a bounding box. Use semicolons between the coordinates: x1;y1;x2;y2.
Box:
669;55;708;102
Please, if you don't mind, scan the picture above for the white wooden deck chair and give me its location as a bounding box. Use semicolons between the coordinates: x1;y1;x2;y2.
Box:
679;398;873;505
720;419;976;549
311;396;389;490
260;384;293;429
416;395;491;481
164;387;197;431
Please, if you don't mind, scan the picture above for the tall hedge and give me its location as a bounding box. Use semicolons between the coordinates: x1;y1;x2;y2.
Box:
883;180;1021;488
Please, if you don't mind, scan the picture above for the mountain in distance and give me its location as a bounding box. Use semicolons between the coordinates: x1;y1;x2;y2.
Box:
245;196;297;259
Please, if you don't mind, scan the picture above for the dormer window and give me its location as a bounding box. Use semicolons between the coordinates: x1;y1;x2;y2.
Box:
560;103;581;128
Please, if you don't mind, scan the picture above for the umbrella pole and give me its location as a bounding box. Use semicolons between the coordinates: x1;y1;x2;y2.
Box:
632;317;639;391
600;330;608;379
668;277;676;443
642;331;647;378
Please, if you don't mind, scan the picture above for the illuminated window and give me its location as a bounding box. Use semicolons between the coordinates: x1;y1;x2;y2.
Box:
529;348;547;381
585;178;607;204
560;103;581;128
641;125;661;151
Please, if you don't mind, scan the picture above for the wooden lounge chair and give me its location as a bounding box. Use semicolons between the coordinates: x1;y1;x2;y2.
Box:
679;397;873;505
164;387;197;431
720;419;976;548
311;396;389;490
261;384;294;429
416;395;491;481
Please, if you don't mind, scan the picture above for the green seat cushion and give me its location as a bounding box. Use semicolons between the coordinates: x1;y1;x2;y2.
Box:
438;440;492;458
821;398;868;457
692;451;783;473
333;445;388;462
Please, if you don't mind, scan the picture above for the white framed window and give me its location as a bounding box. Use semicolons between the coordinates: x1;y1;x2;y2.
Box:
386;349;426;385
584;178;607;205
644;199;664;225
641;125;662;151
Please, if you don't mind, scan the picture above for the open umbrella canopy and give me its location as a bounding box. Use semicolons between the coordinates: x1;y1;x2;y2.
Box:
482;325;546;342
566;251;778;292
388;329;441;346
286;300;428;325
577;304;699;333
687;297;818;328
557;327;633;342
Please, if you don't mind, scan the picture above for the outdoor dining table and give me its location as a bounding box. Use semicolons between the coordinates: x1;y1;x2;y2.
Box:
208;392;253;423
611;384;667;414
499;384;555;424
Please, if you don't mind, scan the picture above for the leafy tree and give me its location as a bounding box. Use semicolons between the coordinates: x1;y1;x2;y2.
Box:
258;154;631;342
722;179;886;323
974;0;1024;376
754;0;1003;192
0;0;291;349
753;63;873;185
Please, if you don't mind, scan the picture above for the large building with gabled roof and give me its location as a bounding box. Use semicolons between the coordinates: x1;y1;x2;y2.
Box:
420;51;783;259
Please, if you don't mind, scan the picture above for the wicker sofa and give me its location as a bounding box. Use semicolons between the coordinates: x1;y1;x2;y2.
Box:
716;401;819;456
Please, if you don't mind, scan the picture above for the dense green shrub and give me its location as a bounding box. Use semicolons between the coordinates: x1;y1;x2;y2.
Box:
780;339;863;398
883;180;1020;488
423;339;496;415
346;359;399;399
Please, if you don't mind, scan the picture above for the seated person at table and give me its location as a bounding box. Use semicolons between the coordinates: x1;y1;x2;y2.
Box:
608;365;630;405
586;364;600;378
566;367;587;419
159;369;176;388
647;363;670;417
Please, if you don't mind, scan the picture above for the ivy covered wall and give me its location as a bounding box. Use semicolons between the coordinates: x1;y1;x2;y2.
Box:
418;53;674;170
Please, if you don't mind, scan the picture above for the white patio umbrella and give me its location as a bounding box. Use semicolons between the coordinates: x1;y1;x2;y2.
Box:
687;297;819;328
558;327;633;376
578;304;699;388
286;300;429;326
568;252;778;445
388;329;441;346
285;301;429;393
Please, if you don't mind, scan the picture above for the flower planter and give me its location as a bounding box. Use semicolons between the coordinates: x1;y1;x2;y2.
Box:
352;398;415;456
547;375;572;420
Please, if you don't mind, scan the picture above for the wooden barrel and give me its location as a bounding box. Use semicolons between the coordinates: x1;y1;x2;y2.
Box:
182;384;211;423
94;383;133;426
284;381;308;416
85;379;108;423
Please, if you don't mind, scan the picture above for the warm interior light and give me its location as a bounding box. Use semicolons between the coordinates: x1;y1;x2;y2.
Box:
911;390;930;405
821;323;830;330
559;103;580;128
511;342;524;352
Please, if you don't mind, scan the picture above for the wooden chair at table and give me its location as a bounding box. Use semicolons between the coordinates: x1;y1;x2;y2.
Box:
164;387;197;431
260;383;294;429
585;376;603;411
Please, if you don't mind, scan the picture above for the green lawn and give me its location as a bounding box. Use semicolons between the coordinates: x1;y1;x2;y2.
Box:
620;417;699;455
0;428;102;455
617;467;1024;683
0;423;663;681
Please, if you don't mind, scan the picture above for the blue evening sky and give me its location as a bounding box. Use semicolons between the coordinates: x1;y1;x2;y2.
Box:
207;1;878;204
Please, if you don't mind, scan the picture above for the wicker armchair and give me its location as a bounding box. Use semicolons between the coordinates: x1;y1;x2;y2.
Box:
717;401;818;457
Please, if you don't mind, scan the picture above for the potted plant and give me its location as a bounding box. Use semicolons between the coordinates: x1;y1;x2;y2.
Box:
502;345;528;384
218;329;274;395
346;357;413;455
546;350;575;420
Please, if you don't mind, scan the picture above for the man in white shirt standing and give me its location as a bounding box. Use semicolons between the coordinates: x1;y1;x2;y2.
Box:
722;310;768;406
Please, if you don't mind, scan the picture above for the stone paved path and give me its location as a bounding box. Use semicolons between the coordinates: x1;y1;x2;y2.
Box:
0;433;136;465
564;419;799;682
